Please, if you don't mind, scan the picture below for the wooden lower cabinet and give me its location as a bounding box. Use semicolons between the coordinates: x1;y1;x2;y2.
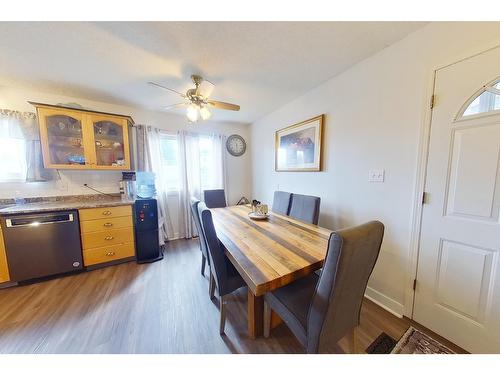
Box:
80;215;132;233
79;205;132;221
83;242;135;266
0;224;10;283
0;204;135;286
81;227;134;249
79;205;135;267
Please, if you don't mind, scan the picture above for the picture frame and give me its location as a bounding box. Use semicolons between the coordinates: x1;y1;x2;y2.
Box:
275;114;324;172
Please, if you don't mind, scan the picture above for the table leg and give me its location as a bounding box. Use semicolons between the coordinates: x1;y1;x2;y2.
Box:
247;289;263;338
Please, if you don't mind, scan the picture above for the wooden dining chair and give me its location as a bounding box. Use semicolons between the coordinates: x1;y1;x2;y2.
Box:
190;197;210;278
272;191;293;215
289;193;321;225
198;202;246;335
263;221;384;353
203;189;227;208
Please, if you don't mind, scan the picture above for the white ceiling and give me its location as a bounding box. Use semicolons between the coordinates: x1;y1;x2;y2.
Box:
0;22;426;123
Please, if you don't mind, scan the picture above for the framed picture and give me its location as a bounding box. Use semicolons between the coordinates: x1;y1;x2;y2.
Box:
275;114;324;172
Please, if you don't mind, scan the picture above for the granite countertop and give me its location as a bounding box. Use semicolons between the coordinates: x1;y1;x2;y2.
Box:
0;195;135;215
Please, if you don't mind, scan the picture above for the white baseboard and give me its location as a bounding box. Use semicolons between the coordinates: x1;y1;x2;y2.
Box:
365;286;405;318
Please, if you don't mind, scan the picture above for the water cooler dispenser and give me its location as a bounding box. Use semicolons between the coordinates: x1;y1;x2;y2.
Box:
134;199;163;263
134;172;163;263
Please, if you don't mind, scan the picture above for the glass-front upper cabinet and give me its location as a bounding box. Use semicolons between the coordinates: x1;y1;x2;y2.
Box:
34;103;132;170
37;107;90;168
89;115;130;169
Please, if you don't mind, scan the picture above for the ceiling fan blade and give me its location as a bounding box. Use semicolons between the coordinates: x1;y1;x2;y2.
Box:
148;82;185;97
163;102;189;111
207;100;240;111
198;80;215;98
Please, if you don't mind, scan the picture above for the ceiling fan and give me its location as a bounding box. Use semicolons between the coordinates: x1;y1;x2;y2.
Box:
148;74;240;123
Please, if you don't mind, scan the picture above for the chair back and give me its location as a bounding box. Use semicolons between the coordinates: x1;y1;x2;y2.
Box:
198;202;231;295
272;191;292;215
204;189;227;208
289;194;321;224
190;197;210;265
306;221;384;353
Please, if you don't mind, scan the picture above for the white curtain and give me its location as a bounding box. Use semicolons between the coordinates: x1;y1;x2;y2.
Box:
0;109;58;182
135;125;175;245
178;131;227;238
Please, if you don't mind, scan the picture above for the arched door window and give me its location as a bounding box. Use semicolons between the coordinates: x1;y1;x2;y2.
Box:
457;78;500;119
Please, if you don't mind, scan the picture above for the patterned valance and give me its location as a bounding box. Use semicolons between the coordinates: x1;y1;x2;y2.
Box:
0;108;37;120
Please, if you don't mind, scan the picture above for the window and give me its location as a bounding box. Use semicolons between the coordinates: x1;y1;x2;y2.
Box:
460;80;500;118
0;138;27;182
159;133;181;192
199;135;221;191
0;114;27;182
157;132;224;194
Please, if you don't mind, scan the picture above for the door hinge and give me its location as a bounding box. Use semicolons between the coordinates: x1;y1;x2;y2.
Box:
413;279;417;291
422;191;429;204
430;94;436;109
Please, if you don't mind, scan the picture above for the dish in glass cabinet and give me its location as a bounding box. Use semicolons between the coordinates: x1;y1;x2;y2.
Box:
67;155;86;165
248;212;269;220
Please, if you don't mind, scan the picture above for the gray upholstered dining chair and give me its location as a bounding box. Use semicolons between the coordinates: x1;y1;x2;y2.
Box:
272;191;293;215
198;202;246;335
289;193;321;225
190;197;210;279
203;189;227;208
263;221;384;353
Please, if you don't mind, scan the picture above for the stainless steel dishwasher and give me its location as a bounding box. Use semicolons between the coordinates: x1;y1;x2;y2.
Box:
1;210;83;282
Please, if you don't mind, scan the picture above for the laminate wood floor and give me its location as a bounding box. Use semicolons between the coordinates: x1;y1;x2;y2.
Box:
0;239;410;354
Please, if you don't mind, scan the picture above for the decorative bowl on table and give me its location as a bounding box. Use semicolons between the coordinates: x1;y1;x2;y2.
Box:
248;212;269;220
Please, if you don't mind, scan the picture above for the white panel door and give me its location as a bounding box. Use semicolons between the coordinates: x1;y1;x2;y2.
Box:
415;46;500;353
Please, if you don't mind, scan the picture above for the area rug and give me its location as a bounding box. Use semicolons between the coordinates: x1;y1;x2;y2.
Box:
391;327;455;354
366;327;455;354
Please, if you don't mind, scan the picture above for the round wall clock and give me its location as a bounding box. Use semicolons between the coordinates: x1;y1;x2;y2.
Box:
226;134;246;157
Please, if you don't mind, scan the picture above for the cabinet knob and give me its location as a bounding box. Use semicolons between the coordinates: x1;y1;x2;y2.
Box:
103;222;113;227
102;211;112;216
104;236;114;241
106;251;115;257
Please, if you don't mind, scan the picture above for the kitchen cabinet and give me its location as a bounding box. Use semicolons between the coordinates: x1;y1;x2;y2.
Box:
0;224;10;283
32;102;133;170
79;205;136;266
0;202;136;286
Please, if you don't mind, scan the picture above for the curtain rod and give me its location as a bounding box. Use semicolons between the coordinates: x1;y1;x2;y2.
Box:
132;124;225;138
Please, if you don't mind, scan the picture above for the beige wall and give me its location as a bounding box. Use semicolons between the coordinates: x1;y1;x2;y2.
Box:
0;86;252;237
250;22;500;316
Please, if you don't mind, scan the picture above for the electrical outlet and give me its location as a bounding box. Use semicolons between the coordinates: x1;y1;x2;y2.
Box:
368;169;385;182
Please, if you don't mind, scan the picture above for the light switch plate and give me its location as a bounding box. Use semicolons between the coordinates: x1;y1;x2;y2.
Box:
368;169;385;182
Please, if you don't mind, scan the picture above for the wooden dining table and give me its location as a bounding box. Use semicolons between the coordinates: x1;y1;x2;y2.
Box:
211;205;332;338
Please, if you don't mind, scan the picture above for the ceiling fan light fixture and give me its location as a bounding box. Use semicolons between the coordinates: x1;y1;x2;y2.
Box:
199;106;212;120
150;74;240;122
187;104;199;122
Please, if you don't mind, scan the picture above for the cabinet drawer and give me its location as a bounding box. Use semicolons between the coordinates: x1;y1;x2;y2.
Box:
81;227;134;249
79;205;132;221
83;242;135;266
80;215;133;233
